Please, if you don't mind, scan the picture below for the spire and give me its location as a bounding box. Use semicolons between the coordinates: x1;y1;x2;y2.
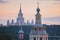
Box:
19;3;22;14
20;3;22;12
37;2;39;8
36;2;40;13
17;3;24;26
35;2;41;24
18;3;23;16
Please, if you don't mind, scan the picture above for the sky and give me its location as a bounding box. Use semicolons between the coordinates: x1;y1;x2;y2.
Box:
0;0;60;25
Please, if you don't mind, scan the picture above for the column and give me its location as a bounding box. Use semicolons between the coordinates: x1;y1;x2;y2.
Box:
36;37;37;40
42;37;44;40
38;37;40;40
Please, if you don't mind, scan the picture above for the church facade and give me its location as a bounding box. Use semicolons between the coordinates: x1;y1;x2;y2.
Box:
29;2;48;40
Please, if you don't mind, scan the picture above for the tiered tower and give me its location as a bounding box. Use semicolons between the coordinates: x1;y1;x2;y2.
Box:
29;2;48;40
17;4;24;26
18;7;24;40
35;2;41;24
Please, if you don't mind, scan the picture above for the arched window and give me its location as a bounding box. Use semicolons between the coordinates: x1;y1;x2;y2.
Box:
40;37;42;40
34;37;36;40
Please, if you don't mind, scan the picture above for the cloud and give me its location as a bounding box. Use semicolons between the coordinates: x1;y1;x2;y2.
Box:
0;19;7;25
0;0;8;3
43;17;60;22
42;17;60;25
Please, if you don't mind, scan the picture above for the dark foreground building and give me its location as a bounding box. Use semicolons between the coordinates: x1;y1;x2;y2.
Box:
0;25;60;40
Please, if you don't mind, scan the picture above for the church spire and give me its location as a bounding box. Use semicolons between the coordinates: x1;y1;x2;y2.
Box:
17;3;24;26
37;2;39;8
36;2;40;13
35;2;41;24
20;3;22;13
18;3;23;16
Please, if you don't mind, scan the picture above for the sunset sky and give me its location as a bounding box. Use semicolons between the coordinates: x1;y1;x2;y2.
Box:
0;0;60;25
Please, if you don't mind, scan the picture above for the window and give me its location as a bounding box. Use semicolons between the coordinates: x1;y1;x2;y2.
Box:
39;27;41;30
40;37;42;40
34;37;36;40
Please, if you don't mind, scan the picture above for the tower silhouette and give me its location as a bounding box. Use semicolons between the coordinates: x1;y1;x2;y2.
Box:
17;3;24;26
29;2;48;40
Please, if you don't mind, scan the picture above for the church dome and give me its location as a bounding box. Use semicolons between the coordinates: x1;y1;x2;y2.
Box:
36;7;40;12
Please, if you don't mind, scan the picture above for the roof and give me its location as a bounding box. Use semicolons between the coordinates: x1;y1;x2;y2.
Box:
18;28;24;33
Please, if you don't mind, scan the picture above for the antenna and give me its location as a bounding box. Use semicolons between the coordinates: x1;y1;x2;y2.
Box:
20;3;21;9
37;2;39;8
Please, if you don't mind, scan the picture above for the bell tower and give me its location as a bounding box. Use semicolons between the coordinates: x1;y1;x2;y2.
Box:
29;2;48;40
35;2;41;24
